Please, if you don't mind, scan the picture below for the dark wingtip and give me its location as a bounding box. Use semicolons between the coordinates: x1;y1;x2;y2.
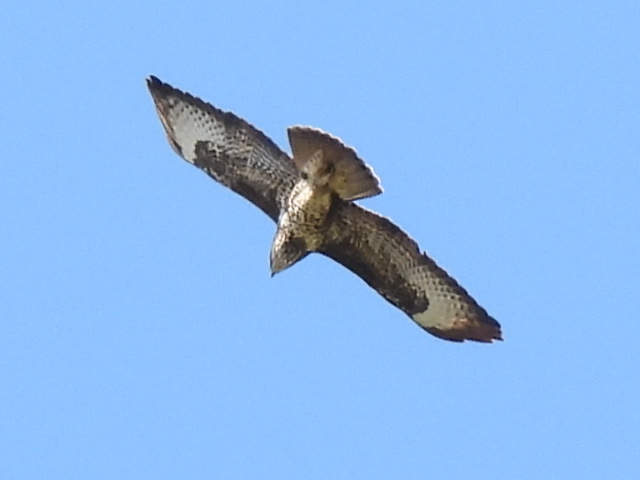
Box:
146;75;158;89
424;317;503;343
146;75;171;96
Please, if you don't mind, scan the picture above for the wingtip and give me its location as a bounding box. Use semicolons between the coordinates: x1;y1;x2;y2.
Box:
146;74;158;87
146;75;169;95
424;318;503;343
147;76;186;100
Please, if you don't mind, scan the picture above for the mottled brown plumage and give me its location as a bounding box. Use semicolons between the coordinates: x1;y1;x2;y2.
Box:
147;76;502;343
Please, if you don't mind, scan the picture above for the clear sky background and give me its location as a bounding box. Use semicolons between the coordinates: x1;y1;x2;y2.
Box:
1;1;638;479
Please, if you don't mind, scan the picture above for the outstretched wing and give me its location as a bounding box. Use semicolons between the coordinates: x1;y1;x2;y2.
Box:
288;126;382;201
147;76;297;221
320;202;502;342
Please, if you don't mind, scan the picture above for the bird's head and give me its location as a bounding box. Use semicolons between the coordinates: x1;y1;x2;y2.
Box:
270;235;308;276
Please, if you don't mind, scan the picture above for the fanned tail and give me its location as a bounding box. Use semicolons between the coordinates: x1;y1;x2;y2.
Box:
287;126;382;201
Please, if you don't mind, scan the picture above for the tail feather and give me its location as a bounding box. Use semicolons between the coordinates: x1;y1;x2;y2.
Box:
287;126;382;201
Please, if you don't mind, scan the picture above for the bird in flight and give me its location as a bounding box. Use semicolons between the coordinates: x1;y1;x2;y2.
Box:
147;76;502;343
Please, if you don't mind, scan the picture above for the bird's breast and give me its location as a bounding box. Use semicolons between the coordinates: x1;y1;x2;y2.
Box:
279;182;334;251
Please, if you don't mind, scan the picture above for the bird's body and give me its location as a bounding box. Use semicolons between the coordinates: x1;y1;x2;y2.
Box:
271;127;381;274
147;76;502;343
270;179;333;274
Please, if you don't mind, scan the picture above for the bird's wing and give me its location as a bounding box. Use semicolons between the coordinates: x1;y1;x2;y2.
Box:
147;76;297;221
287;126;382;201
320;202;502;342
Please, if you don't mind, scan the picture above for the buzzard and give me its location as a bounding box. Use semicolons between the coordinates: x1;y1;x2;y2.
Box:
147;76;502;343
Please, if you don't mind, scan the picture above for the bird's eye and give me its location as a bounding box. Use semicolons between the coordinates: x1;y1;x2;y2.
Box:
300;171;309;180
325;164;335;175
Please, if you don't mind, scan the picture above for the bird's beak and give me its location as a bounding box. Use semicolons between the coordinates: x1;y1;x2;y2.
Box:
269;261;284;278
269;258;283;277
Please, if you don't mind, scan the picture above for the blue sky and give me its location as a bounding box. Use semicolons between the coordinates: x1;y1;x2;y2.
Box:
1;1;639;478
